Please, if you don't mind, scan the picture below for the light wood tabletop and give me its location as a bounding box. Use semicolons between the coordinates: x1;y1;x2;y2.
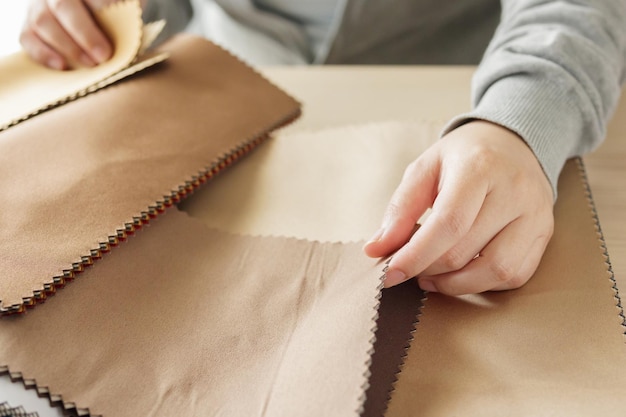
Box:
263;66;626;290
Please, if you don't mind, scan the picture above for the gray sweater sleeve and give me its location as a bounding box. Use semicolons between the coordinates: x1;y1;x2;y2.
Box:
443;0;626;196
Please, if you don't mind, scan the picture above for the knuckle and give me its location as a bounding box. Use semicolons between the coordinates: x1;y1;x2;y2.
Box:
489;259;517;284
401;156;431;184
439;248;467;272
31;10;51;29
467;146;497;173
403;159;422;177
433;210;468;239
506;274;529;290
48;0;70;13
384;202;401;221
384;201;413;225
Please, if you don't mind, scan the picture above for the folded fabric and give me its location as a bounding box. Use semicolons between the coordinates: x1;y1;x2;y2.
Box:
0;33;300;313
0;209;382;417
0;0;168;131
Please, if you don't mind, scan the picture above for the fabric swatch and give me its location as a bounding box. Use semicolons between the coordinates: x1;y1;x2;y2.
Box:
0;402;38;417
180;121;441;242
181;121;626;413
180;121;438;412
386;159;626;416
0;33;300;313
0;0;164;131
0;209;382;417
361;280;424;417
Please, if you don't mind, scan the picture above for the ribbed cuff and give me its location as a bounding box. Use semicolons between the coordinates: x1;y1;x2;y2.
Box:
442;74;589;198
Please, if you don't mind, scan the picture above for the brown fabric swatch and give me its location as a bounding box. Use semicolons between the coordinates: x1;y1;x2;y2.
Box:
181;122;626;414
361;280;425;417
0;209;382;417
180;122;438;414
0;33;300;312
386;159;626;416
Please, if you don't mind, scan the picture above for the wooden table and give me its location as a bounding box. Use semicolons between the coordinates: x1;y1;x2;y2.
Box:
263;66;626;290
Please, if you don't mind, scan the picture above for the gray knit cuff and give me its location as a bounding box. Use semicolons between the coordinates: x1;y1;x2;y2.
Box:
442;74;588;198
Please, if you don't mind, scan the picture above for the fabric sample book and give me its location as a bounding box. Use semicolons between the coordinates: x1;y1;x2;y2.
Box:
0;30;300;313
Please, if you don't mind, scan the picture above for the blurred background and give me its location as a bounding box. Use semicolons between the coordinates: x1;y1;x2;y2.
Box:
0;3;28;56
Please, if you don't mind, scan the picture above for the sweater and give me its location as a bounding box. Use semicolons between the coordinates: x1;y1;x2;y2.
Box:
144;0;626;195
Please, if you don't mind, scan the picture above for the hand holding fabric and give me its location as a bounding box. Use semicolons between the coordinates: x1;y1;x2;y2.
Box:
364;120;554;295
20;0;145;70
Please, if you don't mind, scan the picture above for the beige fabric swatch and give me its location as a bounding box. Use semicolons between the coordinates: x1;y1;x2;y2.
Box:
0;1;146;130
0;33;300;313
180;121;440;242
386;159;626;416
0;209;382;417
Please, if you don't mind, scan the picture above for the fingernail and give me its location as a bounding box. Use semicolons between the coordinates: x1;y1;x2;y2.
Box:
92;45;110;64
418;279;438;293
384;269;406;288
47;57;64;70
365;227;385;246
79;53;95;67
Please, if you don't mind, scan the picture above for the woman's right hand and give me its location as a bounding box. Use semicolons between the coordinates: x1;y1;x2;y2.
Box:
20;0;119;70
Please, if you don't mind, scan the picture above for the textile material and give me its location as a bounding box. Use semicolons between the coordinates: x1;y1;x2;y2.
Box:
0;402;38;417
182;121;626;413
180;121;441;242
0;0;161;131
0;209;383;417
0;33;300;313
386;159;626;416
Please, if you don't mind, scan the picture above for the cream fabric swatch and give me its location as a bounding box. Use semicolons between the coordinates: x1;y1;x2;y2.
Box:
386;159;626;416
0;1;150;130
180;121;441;242
0;34;300;313
0;209;382;417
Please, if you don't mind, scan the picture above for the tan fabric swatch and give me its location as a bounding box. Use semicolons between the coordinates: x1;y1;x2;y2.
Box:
180;121;440;242
386;159;626;416
0;209;382;417
0;33;300;312
0;1;145;130
181;122;626;413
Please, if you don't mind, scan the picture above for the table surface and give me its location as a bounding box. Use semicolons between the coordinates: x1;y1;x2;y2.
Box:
1;65;625;415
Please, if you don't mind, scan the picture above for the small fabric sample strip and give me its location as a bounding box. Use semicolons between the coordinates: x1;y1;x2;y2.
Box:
386;159;626;416
0;209;382;417
0;0;167;131
0;33;300;313
0;402;38;417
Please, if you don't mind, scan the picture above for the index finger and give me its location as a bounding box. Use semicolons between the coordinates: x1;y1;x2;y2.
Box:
384;166;488;287
47;0;112;63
